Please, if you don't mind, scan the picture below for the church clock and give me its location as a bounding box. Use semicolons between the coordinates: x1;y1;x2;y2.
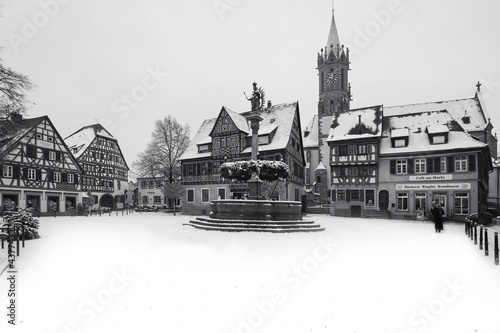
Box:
325;72;338;84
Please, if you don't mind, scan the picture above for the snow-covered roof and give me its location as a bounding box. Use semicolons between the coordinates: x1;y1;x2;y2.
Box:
0;116;45;157
391;128;409;138
427;124;449;135
384;94;488;133
315;161;326;171
65;124;117;159
380;110;487;155
302;114;319;149
180;102;299;161
327;106;382;142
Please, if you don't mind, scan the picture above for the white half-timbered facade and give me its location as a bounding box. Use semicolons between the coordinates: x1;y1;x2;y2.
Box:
0;114;83;213
65;124;129;210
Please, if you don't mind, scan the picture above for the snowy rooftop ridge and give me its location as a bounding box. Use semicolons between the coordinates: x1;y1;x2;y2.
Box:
180;102;299;161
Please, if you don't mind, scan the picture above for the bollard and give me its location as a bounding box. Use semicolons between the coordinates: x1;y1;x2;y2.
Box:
495;232;499;265
109;210;111;217
22;225;25;248
479;225;484;250
469;223;473;240
485;228;489;256
16;226;20;257
474;224;477;244
54;209;57;218
465;221;468;234
99;209;101;217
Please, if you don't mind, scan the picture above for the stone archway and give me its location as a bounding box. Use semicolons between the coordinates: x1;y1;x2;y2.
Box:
99;194;114;209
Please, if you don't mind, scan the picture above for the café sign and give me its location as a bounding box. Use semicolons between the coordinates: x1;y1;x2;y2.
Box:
409;174;453;181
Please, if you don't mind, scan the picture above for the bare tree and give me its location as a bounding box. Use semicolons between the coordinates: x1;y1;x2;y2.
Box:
133;116;190;213
0;58;34;117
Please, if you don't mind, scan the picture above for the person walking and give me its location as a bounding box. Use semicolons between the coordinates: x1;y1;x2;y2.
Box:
430;203;444;233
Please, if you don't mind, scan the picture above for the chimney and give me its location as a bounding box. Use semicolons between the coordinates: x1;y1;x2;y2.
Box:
267;100;272;109
358;115;362;134
303;126;310;138
9;112;23;123
462;111;470;124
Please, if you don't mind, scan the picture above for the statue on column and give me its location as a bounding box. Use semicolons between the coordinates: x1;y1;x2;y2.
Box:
244;82;265;112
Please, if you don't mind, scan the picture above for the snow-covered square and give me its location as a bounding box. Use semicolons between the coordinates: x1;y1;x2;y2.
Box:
1;213;500;333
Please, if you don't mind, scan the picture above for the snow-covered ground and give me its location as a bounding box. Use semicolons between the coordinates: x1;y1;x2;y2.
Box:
1;213;500;333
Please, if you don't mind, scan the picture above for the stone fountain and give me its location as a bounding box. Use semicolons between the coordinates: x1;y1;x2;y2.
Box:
186;83;324;232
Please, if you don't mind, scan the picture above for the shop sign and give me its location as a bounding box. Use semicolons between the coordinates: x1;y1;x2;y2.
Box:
409;174;453;181
396;183;471;190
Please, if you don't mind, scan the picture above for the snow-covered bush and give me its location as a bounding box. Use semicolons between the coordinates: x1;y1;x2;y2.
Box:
2;209;40;240
220;160;289;182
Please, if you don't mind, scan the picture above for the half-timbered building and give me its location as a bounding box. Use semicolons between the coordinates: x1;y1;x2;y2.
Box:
0;114;83;213
65;124;129;210
180;102;306;215
327;106;382;217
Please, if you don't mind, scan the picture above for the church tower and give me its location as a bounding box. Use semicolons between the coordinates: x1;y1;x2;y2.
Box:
316;9;351;189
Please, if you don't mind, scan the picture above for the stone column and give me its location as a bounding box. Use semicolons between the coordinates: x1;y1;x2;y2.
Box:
246;112;263;199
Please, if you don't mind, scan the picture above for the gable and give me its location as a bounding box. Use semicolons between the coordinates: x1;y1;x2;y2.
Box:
210;107;249;136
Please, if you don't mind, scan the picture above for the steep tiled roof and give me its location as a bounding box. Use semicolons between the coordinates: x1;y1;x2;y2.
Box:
0;116;45;157
380;110;487;155
384;94;488;133
65;124;116;159
327;105;383;142
180;102;299;161
302;114;319;149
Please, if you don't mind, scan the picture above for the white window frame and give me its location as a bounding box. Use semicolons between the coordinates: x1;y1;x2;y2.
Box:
217;187;226;200
394;139;406;147
396;160;407;174
201;188;210;203
28;168;36;180
186;189;195;203
415;158;426;174
49;151;56;161
433;135;445;144
397;192;408;211
440;157;447;173
455;156;468;172
54;172;61;183
454;192;469;215
3;165;13;178
67;174;74;184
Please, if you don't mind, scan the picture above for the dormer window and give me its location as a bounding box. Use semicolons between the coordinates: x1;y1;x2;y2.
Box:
258;135;269;145
426;125;449;144
391;128;409;148
198;144;211;153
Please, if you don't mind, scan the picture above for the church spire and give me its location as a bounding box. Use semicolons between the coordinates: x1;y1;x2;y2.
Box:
326;9;340;55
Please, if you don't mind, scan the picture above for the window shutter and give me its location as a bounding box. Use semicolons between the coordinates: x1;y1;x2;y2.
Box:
20;168;26;179
48;171;54;182
13;166;20;179
360;190;365;203
62;173;68;183
36;169;42;180
390;160;396;174
468;155;476;172
348;145;353;155
43;149;49;160
427;158;433;173
208;162;212;175
408;159;414;174
434;157;441;172
331;190;336;202
346;189;351;202
448;157;455;173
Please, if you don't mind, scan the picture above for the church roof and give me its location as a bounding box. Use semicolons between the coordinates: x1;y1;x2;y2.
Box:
326;11;341;54
302;114;319;149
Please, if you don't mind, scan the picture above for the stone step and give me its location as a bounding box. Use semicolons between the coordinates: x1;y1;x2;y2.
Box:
184;222;325;233
195;217;317;225
189;219;323;230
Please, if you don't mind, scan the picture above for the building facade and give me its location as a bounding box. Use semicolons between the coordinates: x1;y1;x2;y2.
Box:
0;114;83;213
180;102;306;215
65;124;129;210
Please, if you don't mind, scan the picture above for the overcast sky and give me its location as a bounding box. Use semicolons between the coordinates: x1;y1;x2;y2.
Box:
1;0;499;177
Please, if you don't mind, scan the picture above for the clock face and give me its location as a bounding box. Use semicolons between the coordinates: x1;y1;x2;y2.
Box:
326;72;338;84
